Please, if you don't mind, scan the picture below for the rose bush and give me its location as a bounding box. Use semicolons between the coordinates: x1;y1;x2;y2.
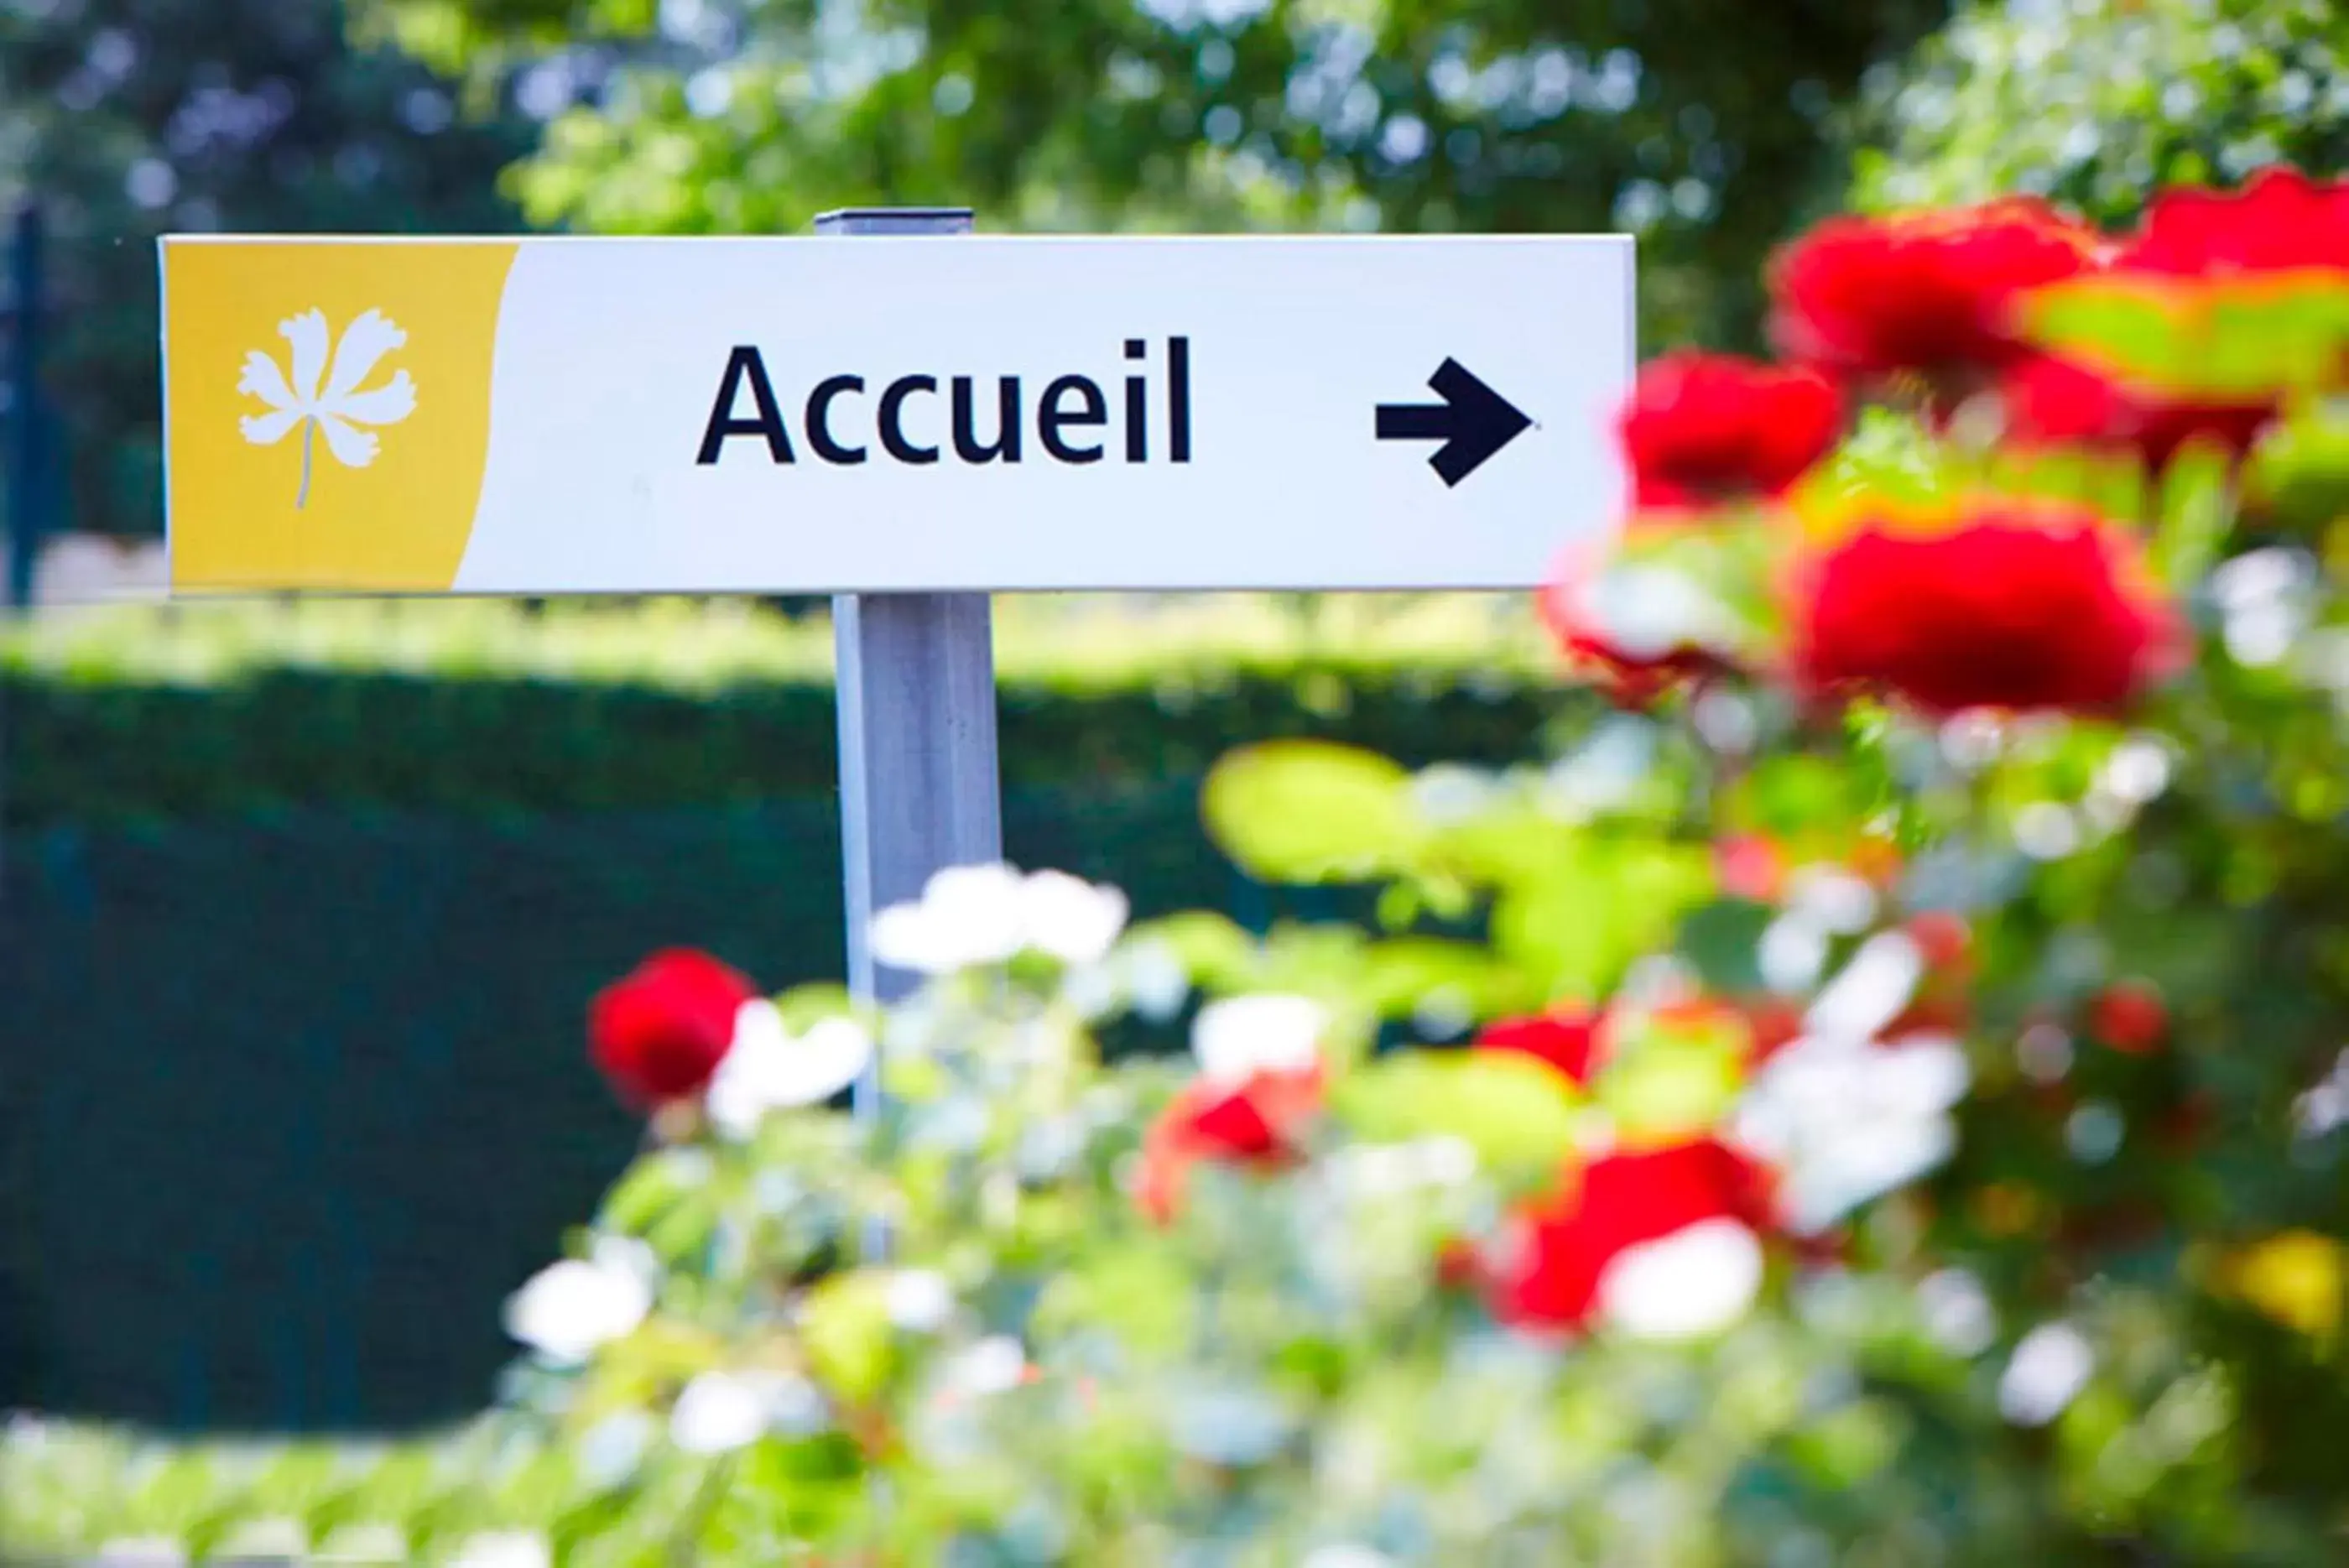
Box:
20;164;2349;1563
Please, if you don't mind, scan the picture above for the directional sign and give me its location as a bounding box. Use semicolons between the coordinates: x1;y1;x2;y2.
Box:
1375;358;1536;488
160;234;1633;594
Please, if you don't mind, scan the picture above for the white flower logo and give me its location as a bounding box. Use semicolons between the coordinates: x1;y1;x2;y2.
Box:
237;307;416;508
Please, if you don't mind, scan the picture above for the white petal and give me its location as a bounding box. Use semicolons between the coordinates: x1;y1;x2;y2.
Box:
577;1411;654;1487
237;349;299;412
1917;1268;1996;1357
1599;1218;1764;1340
705;1004;870;1137
1871;1035;1971;1115
1018;869;1129;965
872;862;1028;973
1784;865;1878;935
1758;913;1829;993
239;409;304;446
1805;930;1923;1043
885;1269;954;1332
502;1254;650;1364
448;1533;550;1568
1191;994;1324;1084
1998;1322;2093;1426
670;1373;775;1455
332;368;415;426
1124;939;1191;1022
1302;1550;1394;1568
922;862;1028;965
281;309;331;404
1770;1116;1956;1234
1599;563;1736;659
323;307;407;400
312;414;380;469
945;1335;1028;1397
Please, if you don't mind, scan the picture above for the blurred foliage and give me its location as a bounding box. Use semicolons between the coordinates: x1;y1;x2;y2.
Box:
355;0;1948;352
0;0;532;538
0;595;1590;826
1852;0;2349;223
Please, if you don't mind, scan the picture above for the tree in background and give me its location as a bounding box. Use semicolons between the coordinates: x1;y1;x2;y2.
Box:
0;0;531;539
362;0;1946;355
1852;0;2346;224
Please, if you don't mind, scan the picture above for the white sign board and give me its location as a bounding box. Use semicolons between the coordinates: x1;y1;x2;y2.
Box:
162;234;1632;594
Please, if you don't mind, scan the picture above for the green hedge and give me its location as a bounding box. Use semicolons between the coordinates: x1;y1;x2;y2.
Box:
0;596;1581;830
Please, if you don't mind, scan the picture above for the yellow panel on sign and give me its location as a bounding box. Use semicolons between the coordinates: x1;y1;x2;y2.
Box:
163;239;518;591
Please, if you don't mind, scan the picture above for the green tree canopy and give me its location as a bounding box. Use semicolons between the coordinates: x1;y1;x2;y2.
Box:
0;0;532;538
362;0;1946;352
1852;0;2347;224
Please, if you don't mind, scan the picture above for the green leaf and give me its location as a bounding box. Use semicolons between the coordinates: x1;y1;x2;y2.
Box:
1677;899;1774;994
2021;274;2349;403
771;982;859;1032
1593;1007;1751;1142
2246;398;2349;533
1202;740;1424;883
2153;443;2232;591
1332;1051;1581;1180
800;1272;896;1407
601;1147;710;1237
1490;836;1714;998
1034;1243;1195;1356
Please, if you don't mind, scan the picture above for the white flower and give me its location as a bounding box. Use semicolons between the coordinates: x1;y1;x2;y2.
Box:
670;1370;827;1455
1917;1268;1996;1357
577;1410;656;1487
871;862;1026;973
1598;1216;1765;1340
501;1237;654;1364
237;307;416;507
1592;562;1743;660
1302;1550;1396;1568
871;863;1131;974
1804;929;1925;1044
704;1004;872;1139
885;1268;956;1332
1758;913;1831;992
1733;1030;1970;1235
448;1533;551;1568
1783;865;1879;935
942;1335;1029;1399
1191;993;1325;1085
1019;869;1129;965
1124;938;1192;1022
1999;1322;2094;1426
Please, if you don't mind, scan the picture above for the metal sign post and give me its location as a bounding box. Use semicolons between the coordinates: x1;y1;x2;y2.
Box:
816;209;1003;1127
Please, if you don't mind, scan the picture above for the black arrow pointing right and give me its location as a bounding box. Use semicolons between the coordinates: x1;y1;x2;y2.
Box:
1375;358;1533;487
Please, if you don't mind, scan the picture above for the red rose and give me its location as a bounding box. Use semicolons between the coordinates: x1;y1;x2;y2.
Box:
1904;911;1974;976
1768;199;2102;388
2001;354;2278;471
1714;834;1788;902
1794;506;2177;716
1618;352;1844;508
589;948;759;1109
1136;1066;1323;1222
1474;1008;1604;1086
1737;997;1807;1064
2089;978;2169;1055
1488;1138;1778;1332
2115;166;2349;278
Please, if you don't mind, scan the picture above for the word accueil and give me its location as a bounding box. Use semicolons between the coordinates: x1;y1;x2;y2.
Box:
698;336;1194;468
